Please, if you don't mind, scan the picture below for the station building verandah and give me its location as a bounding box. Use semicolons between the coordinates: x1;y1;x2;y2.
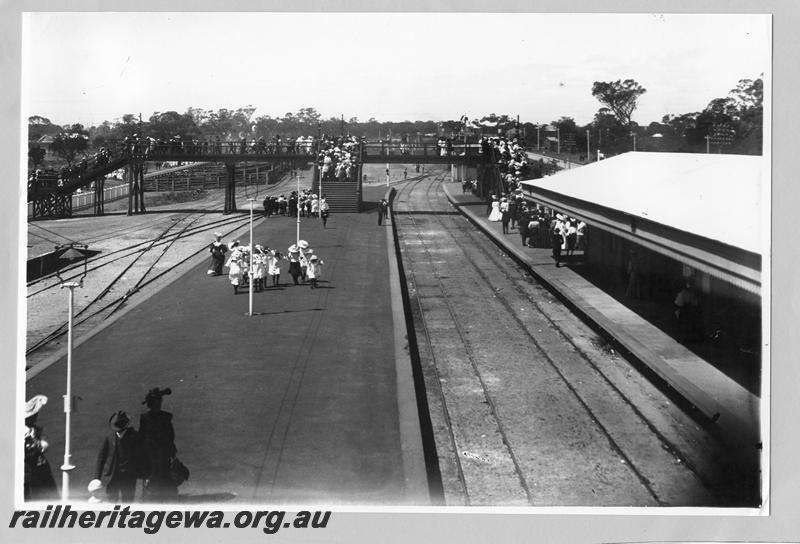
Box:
519;152;765;394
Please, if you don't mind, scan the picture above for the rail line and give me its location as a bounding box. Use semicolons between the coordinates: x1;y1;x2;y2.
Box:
25;174;302;362
392;173;720;506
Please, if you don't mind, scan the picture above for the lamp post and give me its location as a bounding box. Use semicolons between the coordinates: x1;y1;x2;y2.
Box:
537;125;541;150
54;243;88;502
247;198;255;317
630;132;637;152
557;127;561;155
296;171;301;243
586;130;590;163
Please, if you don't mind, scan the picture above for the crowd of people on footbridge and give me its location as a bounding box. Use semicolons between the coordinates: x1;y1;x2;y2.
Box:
316;135;363;182
28;147;113;192
480;136;530;193
487;192;586;267
121;133;320;157
209;233;325;292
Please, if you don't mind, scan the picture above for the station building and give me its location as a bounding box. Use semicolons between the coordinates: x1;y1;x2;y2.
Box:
518;152;766;360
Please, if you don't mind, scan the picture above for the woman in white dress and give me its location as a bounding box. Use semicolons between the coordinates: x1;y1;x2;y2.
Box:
488;198;503;222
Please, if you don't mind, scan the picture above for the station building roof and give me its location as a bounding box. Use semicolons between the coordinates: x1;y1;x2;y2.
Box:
519;152;766;295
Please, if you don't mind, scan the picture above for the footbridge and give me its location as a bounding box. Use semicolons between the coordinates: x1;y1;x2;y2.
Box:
27;139;496;219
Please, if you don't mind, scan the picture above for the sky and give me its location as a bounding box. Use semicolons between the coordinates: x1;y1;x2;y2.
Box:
22;12;770;128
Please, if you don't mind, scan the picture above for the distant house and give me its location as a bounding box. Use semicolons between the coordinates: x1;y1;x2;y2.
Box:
35;135;55;152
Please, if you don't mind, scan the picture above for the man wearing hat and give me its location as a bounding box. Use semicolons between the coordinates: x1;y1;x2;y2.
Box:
139;387;178;501
94;411;145;503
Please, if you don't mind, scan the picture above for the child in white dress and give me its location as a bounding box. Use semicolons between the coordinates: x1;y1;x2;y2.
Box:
226;250;244;294
306;255;324;289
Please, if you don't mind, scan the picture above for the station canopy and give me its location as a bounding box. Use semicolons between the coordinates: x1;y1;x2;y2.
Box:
519;152;765;294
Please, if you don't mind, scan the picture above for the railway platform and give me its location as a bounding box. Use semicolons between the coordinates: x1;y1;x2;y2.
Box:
24;188;429;506
440;181;761;454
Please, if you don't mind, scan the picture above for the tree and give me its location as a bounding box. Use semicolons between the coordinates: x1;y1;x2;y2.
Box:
591;79;647;127
148;111;199;139
28;115;60;141
28;144;46;169
50;124;89;166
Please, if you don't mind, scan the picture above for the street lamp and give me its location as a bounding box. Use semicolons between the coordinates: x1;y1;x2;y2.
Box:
54;243;89;502
246;198;255;317
630;132;637;152
586;129;590;163
296;171;301;243
557;127;561;155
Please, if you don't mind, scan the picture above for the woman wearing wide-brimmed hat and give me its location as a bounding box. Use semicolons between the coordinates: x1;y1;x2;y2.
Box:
207;232;227;276
24;395;58;501
139;388;178;502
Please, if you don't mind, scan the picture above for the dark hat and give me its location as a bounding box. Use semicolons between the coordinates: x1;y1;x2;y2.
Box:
109;411;130;431
142;387;172;406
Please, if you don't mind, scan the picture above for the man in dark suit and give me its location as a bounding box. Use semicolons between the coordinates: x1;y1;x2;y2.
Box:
94;411;145;503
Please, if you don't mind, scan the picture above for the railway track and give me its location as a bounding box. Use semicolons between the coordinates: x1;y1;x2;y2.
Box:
392;171;743;507
25;174;306;369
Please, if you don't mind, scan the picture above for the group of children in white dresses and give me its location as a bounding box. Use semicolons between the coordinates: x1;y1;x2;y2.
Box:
223;239;324;294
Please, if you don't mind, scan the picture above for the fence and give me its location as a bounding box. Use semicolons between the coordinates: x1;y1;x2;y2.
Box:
27;183;129;218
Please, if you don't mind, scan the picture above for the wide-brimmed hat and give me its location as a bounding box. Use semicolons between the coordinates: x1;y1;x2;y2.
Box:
142;387;171;406
309;255;319;261
24;395;48;421
297;240;309;249
109;411;130;431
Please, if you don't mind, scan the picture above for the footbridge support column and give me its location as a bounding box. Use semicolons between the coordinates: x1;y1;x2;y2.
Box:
126;161;147;215
224;162;237;214
94;176;106;215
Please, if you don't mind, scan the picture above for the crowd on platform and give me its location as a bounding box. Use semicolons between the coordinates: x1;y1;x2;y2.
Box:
487;193;586;267
209;233;325;292
261;190;329;221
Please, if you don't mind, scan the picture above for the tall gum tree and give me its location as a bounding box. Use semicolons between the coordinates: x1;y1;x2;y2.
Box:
591;79;647;128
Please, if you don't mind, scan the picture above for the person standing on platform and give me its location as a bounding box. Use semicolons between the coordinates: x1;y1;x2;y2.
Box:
287;245;303;286
267;250;283;287
565;220;578;259
508;196;519;230
207;233;227;276
139;388;178;502
404;167;408;180
517;204;531;248
226;246;244;295
500;197;510;234
320;196;330;228
94;411;145;503
551;220;565;267
24;395;58;501
378;198;389;225
307;255;324;289
488;197;503;222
